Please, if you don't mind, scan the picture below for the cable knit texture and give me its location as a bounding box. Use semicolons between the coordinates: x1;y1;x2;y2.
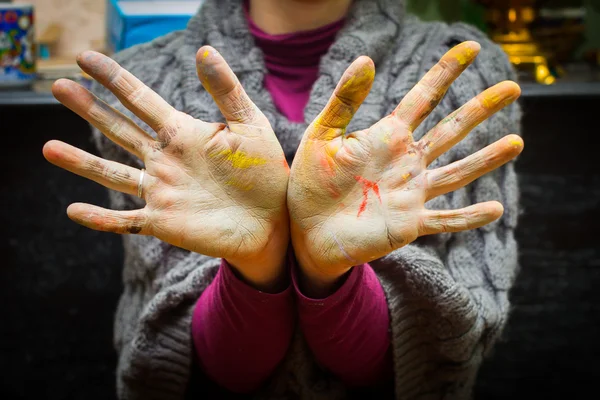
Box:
89;0;522;398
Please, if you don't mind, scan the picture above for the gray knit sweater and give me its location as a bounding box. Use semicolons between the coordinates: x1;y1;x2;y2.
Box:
90;0;522;398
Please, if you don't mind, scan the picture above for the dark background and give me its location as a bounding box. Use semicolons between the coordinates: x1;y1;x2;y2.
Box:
1;91;599;398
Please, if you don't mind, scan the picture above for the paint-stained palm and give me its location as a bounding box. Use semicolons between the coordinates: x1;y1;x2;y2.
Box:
288;41;524;282
43;47;290;285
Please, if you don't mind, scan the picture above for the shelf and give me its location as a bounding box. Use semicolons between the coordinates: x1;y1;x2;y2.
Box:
520;81;600;98
0;80;58;106
0;90;58;106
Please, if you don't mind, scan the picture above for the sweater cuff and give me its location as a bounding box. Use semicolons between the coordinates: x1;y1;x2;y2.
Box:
291;258;366;307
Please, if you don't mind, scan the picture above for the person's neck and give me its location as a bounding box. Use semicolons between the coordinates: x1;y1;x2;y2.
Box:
249;0;352;35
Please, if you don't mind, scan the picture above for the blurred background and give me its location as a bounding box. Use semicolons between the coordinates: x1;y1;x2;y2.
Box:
0;0;598;399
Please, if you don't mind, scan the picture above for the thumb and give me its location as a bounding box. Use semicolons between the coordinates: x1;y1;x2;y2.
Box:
309;56;375;141
196;46;268;128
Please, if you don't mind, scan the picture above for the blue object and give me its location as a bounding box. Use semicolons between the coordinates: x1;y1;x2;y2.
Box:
39;44;50;59
0;4;36;86
106;0;204;52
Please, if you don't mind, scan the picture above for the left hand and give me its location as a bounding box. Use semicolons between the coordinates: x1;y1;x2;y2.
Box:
288;41;524;288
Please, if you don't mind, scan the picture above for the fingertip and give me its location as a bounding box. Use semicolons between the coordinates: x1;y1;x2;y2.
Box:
499;80;521;98
490;201;505;220
75;50;99;69
42;140;61;161
448;41;480;67
75;51;88;66
51;78;74;99
337;56;376;98
196;45;222;67
354;55;375;69
476;201;504;226
196;46;230;93
465;40;481;53
506;134;524;154
66;202;85;220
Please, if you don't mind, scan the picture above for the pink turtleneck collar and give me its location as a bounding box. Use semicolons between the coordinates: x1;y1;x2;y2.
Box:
244;2;345;122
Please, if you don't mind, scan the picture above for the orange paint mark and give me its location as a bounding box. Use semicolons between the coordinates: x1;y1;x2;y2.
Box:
320;154;336;177
355;176;381;217
326;180;341;199
282;158;290;171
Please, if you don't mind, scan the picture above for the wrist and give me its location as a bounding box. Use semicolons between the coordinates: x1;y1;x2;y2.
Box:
226;220;290;293
290;222;353;297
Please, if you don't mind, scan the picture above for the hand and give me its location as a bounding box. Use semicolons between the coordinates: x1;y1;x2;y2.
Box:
43;47;290;290
288;41;524;291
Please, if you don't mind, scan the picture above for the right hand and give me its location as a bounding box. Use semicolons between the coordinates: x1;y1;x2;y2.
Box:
43;47;290;290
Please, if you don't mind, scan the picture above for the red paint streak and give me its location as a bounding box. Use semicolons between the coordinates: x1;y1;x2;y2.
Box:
372;183;381;202
357;198;367;216
355;176;381;217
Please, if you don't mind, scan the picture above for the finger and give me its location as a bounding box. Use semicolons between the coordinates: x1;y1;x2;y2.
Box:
196;46;269;130
67;203;147;235
393;41;480;130
425;134;523;201
76;51;177;141
309;55;375;140
43;140;141;197
419;201;504;236
420;81;521;165
52;79;156;159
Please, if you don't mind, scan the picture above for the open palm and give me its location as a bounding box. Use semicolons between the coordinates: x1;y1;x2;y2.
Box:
288;42;524;278
43;47;289;273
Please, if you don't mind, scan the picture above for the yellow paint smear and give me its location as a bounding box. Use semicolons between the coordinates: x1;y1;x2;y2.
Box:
342;67;375;90
325;144;340;158
219;149;267;169
402;173;411;181
381;131;392;144
203;50;209;59
482;92;502;109
455;46;475;65
225;178;253;191
509;139;522;147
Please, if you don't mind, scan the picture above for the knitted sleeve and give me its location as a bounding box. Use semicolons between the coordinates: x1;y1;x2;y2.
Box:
374;22;522;399
88;33;221;399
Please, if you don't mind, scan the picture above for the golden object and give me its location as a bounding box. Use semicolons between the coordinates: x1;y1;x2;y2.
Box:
476;0;557;85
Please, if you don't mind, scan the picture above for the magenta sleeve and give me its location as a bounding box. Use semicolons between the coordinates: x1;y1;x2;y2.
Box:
191;259;295;393
293;263;393;386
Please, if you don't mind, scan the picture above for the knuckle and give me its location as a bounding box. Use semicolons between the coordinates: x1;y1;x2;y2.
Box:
125;84;148;108
109;119;125;137
106;65;124;88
